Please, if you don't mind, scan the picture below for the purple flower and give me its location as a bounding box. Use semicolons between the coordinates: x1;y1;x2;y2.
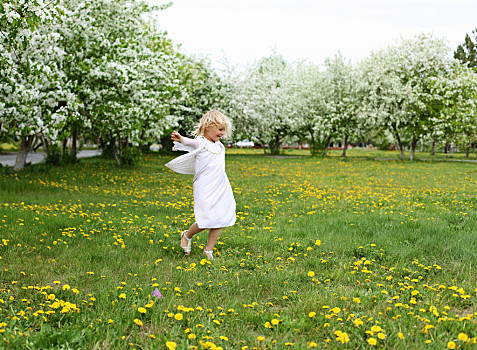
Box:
152;288;163;298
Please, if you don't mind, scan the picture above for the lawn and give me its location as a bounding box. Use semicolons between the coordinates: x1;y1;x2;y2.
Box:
227;146;477;161
0;152;476;349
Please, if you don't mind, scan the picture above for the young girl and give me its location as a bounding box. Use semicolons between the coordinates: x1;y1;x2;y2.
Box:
165;110;236;260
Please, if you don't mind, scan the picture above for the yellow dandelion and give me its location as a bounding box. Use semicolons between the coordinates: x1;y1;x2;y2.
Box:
370;325;382;333
458;333;468;342
368;338;377;346
447;341;456;349
166;341;177;350
336;332;350;343
134;319;143;326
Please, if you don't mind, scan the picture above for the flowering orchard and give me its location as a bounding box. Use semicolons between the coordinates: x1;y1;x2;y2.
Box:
0;154;476;348
224;35;477;158
2;1;477;170
1;0;222;170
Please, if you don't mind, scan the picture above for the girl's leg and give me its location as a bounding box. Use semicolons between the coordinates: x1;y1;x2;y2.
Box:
181;222;205;252
204;228;222;259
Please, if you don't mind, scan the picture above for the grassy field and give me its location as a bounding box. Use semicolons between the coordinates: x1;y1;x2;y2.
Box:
0;151;476;349
227;146;477;161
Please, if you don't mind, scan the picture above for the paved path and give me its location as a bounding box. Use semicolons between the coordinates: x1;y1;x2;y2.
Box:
0;150;101;167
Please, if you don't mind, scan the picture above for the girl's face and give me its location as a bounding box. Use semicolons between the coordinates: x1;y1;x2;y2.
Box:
204;124;225;143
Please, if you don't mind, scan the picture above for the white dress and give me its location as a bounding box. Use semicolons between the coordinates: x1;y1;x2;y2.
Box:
165;136;236;229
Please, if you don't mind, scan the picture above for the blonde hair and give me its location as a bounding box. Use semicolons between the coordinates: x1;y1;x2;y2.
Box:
192;110;233;138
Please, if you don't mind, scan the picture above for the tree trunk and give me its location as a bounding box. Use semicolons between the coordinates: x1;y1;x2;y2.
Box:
396;136;405;160
431;140;435;156
409;139;418;161
110;132;120;167
137;114;151;157
322;134;332;157
98;137;104;154
118;133;123;159
341;134;349;157
14;135;35;171
71;128;77;157
391;124;405;160
32;136;43;152
465;142;470;158
271;134;280;155
62;138;68;154
309;130;317;156
39;135;50;155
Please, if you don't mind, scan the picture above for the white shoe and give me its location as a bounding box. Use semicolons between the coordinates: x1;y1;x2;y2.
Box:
181;231;192;255
203;249;214;260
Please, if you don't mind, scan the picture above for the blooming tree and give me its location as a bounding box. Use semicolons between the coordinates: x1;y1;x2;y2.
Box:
58;0;182;166
358;34;461;160
427;63;477;156
168;54;227;147
359;48;414;159
322;53;362;157
287;62;331;156
231;55;295;154
396;34;457;160
0;0;73;170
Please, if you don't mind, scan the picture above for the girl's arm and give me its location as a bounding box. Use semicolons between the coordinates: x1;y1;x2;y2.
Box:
171;131;200;151
181;137;200;149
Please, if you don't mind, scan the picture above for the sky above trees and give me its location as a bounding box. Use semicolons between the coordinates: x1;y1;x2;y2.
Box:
151;0;477;70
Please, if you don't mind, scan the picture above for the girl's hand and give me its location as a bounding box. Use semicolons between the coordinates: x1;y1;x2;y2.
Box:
171;131;183;143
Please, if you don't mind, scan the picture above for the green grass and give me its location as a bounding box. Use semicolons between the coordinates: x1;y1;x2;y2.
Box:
0;152;476;349
227;146;477;163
